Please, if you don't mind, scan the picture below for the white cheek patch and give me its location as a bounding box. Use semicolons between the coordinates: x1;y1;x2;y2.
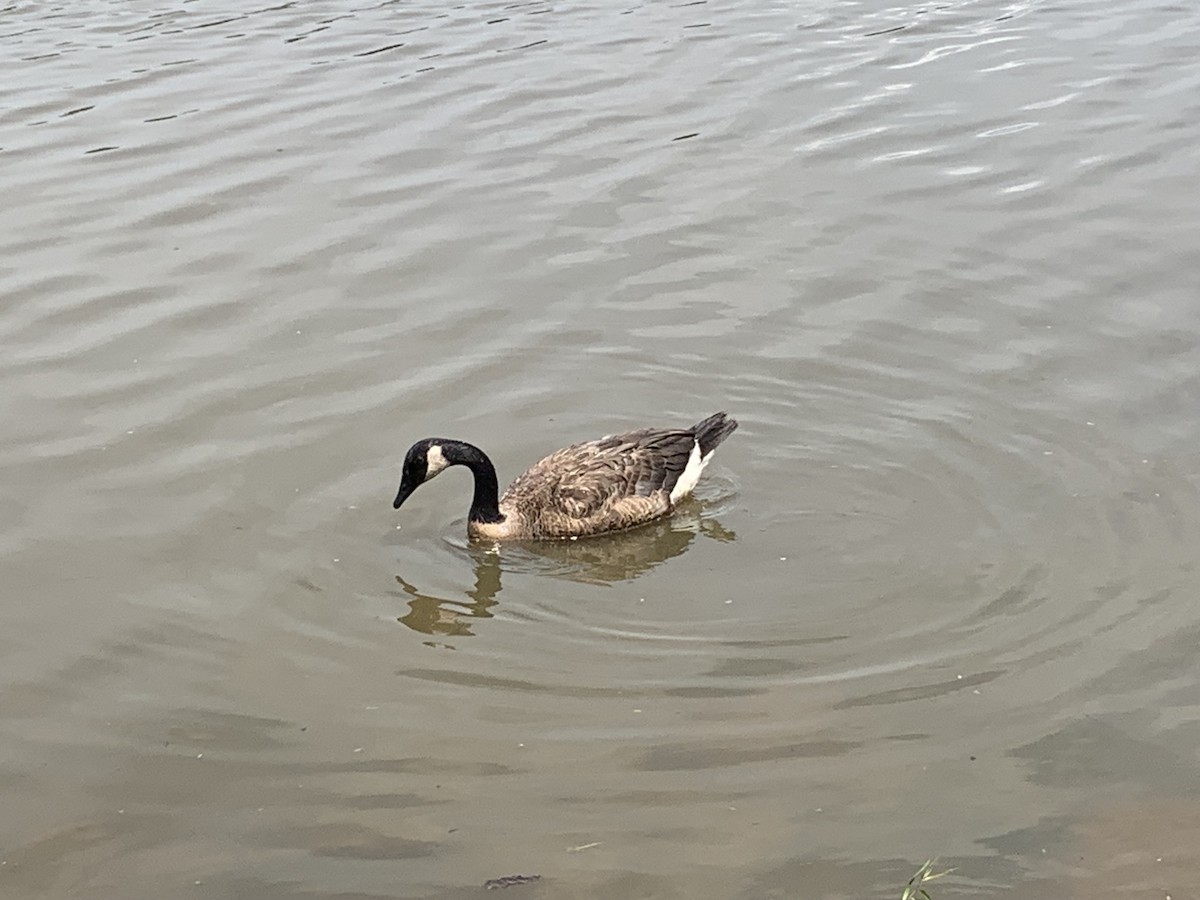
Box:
424;444;449;481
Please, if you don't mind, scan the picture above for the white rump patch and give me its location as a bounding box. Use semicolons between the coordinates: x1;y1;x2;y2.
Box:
424;444;449;480
669;440;710;504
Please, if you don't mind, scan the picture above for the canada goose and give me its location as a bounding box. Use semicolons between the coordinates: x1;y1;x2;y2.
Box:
393;412;738;540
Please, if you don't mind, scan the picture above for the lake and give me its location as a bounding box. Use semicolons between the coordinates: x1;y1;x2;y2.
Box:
3;1;1200;897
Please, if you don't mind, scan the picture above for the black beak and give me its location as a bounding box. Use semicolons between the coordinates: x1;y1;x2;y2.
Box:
393;479;418;510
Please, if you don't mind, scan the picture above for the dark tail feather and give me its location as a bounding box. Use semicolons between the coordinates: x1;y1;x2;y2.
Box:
692;411;738;457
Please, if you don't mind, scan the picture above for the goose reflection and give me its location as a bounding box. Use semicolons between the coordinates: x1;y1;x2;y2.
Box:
395;505;736;637
395;556;502;637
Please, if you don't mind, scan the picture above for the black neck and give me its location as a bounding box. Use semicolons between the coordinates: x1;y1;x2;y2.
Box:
443;440;504;524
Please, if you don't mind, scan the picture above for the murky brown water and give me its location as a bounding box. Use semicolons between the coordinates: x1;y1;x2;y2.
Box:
4;1;1200;897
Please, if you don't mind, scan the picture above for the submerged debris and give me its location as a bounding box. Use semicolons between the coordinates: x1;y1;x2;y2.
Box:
483;874;542;890
901;860;954;900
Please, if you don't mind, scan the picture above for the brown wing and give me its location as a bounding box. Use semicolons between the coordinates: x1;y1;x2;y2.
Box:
501;428;698;538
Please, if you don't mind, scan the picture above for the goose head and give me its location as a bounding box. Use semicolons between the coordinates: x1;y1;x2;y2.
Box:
393;439;452;509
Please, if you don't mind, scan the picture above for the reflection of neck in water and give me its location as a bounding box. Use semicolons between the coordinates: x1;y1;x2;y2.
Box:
396;552;502;637
394;505;736;637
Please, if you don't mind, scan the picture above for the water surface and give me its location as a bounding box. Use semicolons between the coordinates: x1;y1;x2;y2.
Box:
3;1;1200;897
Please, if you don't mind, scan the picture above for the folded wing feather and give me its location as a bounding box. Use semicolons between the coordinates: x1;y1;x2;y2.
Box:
502;429;699;536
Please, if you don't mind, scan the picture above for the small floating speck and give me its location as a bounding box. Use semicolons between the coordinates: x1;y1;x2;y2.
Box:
568;841;601;852
332;558;340;563
353;747;363;752
196;753;203;759
484;874;541;890
780;556;787;561
672;132;699;141
724;599;733;604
